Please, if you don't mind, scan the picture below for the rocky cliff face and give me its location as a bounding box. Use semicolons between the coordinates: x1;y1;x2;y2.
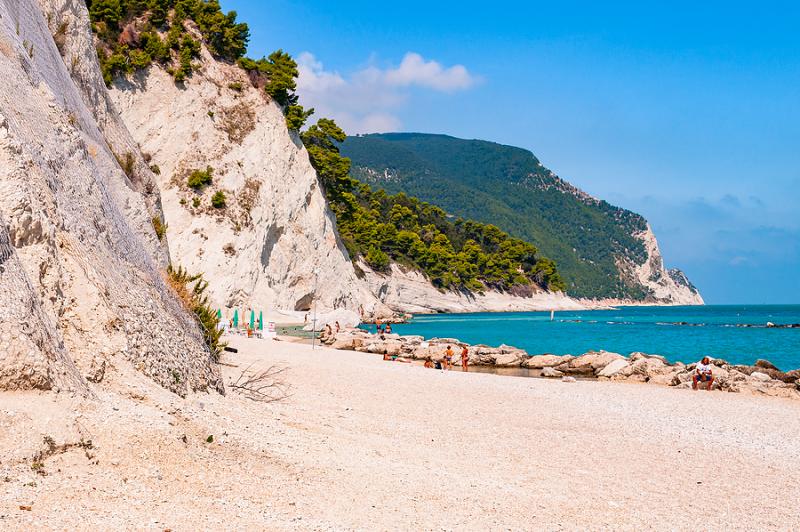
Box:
0;0;221;394
108;41;385;317
361;261;586;314
617;225;704;305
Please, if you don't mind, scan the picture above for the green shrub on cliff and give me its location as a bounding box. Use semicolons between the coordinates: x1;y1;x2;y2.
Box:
365;246;390;272
259;49;298;107
211;190;226;208
285;104;314;131
166;264;225;360
152;216;167;241
187;166;213;190
239;50;314;130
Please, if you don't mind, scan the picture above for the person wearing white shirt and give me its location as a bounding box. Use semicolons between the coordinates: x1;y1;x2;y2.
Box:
692;356;715;391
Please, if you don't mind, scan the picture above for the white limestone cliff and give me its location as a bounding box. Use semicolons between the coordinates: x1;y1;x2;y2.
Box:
0;0;221;393
360;261;587;314
109;39;386;317
618;224;704;305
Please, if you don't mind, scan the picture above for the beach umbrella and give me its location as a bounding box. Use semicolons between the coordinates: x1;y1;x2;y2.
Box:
216;309;222;320
249;310;255;330
233;309;239;328
258;310;263;330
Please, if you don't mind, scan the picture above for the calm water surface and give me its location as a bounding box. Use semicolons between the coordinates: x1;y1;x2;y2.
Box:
363;305;800;370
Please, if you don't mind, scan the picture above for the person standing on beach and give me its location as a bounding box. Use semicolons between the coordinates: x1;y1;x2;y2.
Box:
443;345;454;371
692;356;715;391
460;345;469;372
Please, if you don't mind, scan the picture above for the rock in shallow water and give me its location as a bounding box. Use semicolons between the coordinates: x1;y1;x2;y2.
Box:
596;358;629;378
541;367;563;378
755;359;780;371
523;354;573;369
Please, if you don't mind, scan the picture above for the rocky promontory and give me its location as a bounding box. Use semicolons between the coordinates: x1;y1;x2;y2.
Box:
320;328;800;399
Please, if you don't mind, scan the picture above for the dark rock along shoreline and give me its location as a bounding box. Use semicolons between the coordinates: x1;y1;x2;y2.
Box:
319;329;800;399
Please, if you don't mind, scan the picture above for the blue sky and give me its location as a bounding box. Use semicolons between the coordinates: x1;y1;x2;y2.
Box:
221;0;800;303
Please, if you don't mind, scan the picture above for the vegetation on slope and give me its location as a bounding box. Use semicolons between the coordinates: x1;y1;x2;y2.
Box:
237;51;313;130
166;265;225;360
301;120;565;293
87;0;311;130
341;133;651;299
87;0;247;84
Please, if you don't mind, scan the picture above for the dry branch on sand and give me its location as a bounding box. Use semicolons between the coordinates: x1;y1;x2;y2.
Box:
229;364;290;402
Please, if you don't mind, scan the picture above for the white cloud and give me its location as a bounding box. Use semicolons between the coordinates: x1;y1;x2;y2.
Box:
384;52;477;91
296;52;478;134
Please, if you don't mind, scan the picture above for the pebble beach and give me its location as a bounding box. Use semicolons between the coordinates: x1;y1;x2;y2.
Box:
2;336;799;530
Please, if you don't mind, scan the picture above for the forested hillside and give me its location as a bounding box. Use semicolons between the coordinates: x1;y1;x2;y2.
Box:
341;133;656;299
302;122;565;294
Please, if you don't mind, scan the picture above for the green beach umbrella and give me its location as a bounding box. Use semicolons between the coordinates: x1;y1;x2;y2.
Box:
249;310;255;330
216;309;222;320
258;311;263;330
233;309;239;328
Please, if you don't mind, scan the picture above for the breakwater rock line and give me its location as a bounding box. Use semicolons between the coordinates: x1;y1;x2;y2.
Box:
320;329;800;399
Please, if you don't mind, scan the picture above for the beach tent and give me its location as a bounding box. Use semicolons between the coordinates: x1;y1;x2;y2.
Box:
233;309;239;328
258;311;263;330
249;310;255;330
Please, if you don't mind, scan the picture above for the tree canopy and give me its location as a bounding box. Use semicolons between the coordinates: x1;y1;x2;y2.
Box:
238;50;312;131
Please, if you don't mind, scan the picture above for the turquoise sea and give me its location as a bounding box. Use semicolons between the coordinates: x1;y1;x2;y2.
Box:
364;305;800;371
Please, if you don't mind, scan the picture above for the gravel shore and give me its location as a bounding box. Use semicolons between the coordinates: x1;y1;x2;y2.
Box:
2;336;799;530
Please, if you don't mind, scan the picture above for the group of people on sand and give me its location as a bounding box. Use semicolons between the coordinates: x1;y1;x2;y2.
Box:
381;343;469;371
323;321;342;336
420;344;469;372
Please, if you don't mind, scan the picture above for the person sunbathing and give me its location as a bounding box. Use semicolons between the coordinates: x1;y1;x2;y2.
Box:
692;356;715;390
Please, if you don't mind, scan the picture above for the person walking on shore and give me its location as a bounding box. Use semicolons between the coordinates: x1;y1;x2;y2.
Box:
692;356;715;390
460;345;469;372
